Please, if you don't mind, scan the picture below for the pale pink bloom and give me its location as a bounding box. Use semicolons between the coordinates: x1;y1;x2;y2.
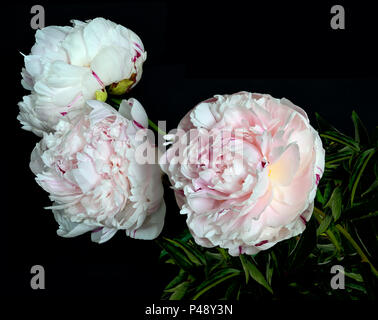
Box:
30;99;165;243
18;17;147;136
160;92;325;256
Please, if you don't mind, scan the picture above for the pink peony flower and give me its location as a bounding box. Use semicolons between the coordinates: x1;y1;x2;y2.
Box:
18;17;147;136
160;92;325;256
30;99;165;243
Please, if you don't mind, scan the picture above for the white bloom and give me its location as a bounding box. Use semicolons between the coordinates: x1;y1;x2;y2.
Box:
30;99;165;243
18;17;147;136
160;92;325;256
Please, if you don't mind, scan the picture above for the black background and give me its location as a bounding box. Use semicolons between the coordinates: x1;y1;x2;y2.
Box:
2;0;378;301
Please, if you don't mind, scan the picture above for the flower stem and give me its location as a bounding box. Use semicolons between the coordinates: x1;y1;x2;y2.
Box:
110;97;122;105
148;119;167;136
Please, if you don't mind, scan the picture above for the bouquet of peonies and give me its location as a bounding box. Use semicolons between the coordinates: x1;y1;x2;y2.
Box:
18;18;377;300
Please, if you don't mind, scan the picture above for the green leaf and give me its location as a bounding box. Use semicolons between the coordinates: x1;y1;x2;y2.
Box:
325;186;342;221
345;282;367;294
316;243;337;265
239;254;250;284
204;251;222;262
165;269;188;290
323;182;333;204
317;214;333;236
159;249;168;260
341;197;378;221
360;262;377;300
350;211;378;222
351;111;370;145
168;281;190;300
242;256;273;294
192;268;241;300
361;179;378;198
344;271;363;282
316;189;324;205
217;247;230;261
349;148;376;206
289;218;317;268
266;254;274;286
224;281;240;300
270;251;280;277
156;239;194;272
163;237;206;266
325;149;353;165
315;112;337;132
320;131;360;152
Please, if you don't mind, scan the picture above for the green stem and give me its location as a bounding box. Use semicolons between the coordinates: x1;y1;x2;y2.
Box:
148;119;167;136
110;97;122;105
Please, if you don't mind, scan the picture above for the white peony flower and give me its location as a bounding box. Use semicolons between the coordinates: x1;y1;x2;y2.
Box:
30;99;165;243
18;17;147;136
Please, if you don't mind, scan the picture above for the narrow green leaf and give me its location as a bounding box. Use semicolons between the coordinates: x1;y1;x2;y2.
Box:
164;237;205;266
341;197;378;221
360;262;377;300
156;239;194;272
217;247;230;261
289;218;317;268
266;254;274;286
317;242;337;265
165;258;176;265
320;131;360;152
351;110;370;145
361;179;378;198
236;284;241;300
323;182;333;204
315;112;337;132
344;271;363;282
316;189;324;205
325;186;342;221
243;257;273;294
239;254;249;284
224;281;240;300
349;148;376;206
325;149;353;165
317;214;333;236
345;282;367;294
165;269;187;290
168;281;190;300
208;256;227;274
350;211;378;222
159;249;168;260
192;268;241;300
